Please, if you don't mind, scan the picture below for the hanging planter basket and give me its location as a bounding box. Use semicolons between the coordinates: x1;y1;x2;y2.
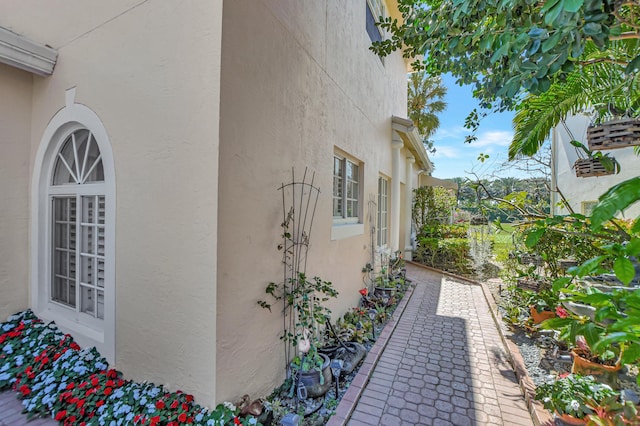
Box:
587;118;640;151
574;158;616;178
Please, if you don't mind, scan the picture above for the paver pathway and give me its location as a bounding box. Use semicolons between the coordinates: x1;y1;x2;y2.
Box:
347;265;534;426
0;390;55;426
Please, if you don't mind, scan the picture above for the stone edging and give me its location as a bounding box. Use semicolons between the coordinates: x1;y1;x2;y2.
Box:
326;281;417;426
407;262;553;426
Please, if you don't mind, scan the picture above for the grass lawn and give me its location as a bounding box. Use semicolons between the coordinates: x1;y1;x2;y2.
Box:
491;223;517;262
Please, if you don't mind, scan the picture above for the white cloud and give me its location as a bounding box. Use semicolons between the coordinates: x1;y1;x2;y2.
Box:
431;126;467;142
432;145;462;158
473;130;513;148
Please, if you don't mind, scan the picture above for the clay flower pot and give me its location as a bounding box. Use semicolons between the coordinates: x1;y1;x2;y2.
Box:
571;349;621;376
556;412;588;425
529;306;556;324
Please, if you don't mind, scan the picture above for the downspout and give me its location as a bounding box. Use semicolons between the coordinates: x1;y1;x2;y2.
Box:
390;137;403;252
403;156;415;260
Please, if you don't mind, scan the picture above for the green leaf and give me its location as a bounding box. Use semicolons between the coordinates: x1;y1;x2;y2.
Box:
542;32;561;53
622;342;640;364
625;54;640;75
563;0;583;12
552;276;572;292
525;228;545;248
583;22;602;36
544;2;564;26
591;177;640;231
614;257;636;285
569;255;608;277
625;239;640;256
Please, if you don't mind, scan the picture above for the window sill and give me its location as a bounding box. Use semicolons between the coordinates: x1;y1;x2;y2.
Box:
331;223;364;240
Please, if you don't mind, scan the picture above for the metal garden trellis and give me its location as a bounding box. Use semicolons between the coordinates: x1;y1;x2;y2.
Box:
277;168;320;369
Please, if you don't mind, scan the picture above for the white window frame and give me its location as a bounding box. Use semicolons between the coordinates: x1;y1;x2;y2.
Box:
331;150;365;240
377;176;389;247
333;154;362;225
582;201;597;216
31;91;116;363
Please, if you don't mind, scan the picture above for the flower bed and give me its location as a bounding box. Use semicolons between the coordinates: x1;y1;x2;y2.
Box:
0;310;259;426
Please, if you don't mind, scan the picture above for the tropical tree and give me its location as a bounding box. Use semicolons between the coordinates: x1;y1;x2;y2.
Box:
407;72;447;152
509;39;640;159
372;0;640;111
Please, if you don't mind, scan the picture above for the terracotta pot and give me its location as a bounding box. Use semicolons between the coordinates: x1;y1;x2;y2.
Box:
556;412;588;425
571;349;621;375
529;306;556;324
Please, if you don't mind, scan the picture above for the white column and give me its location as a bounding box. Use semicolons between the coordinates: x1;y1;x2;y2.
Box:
390;138;403;252
404;156;415;261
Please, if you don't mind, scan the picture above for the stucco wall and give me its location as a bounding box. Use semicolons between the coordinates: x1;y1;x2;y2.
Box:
3;0;222;405
218;0;410;402
0;63;32;320
554;114;640;218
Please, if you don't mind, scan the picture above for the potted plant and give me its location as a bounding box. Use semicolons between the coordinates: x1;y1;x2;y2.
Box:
527;289;560;324
535;373;618;425
373;267;396;299
259;273;337;398
570;140;620;178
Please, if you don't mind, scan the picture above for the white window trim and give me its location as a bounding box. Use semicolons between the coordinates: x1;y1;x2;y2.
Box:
377;175;389;247
31;89;116;363
332;150;364;240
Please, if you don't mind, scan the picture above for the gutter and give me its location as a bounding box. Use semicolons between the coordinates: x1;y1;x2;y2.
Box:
391;115;433;173
0;26;57;76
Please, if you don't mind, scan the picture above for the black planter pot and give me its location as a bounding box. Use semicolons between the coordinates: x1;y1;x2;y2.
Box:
374;286;395;299
297;353;332;398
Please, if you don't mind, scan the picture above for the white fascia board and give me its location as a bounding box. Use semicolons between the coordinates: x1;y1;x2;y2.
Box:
0;26;57;76
391;115;433;172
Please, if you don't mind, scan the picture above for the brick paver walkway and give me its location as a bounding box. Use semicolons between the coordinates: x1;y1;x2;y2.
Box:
0;390;56;426
347;266;534;426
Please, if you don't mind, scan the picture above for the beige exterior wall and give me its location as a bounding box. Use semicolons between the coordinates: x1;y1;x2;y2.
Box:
0;63;32;320
553;114;640;218
217;0;413;401
2;1;223;405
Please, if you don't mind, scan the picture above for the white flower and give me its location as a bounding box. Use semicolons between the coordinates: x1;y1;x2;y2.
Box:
568;400;580;412
223;401;236;411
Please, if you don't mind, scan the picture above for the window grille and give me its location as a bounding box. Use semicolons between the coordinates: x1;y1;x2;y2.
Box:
50;129;106;319
377;176;389;246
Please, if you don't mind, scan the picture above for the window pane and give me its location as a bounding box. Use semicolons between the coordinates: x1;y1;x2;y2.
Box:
97;290;104;319
52;130;104;185
52;196;76;308
81;285;94;315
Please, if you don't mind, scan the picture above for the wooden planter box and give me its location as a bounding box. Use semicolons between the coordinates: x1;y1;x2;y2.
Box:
588;118;640;151
574;158;615;178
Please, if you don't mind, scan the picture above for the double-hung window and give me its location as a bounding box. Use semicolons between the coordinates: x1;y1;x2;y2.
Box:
366;0;385;44
333;155;361;224
377;176;389;246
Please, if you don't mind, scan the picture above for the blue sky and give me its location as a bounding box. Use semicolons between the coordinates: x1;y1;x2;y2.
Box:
429;74;516;179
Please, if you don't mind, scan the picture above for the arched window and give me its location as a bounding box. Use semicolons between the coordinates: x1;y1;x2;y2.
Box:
32;95;115;362
50;129;106;319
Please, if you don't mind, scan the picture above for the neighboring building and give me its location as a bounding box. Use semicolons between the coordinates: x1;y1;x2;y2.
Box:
0;0;432;404
551;113;640;218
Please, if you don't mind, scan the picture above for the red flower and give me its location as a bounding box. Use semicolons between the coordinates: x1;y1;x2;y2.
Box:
76;398;86;408
170;400;179;409
96;400;105;407
555;306;569;318
559;372;571;379
104;387;113;396
19;385;30;396
91;377;99;386
185;394;194;403
234;417;241;425
106;379;115;387
155;400;165;410
359;288;368;296
150;416;160;426
55;410;67;421
66;383;75;390
178;413;187;423
70;342;81;350
182;403;188;411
